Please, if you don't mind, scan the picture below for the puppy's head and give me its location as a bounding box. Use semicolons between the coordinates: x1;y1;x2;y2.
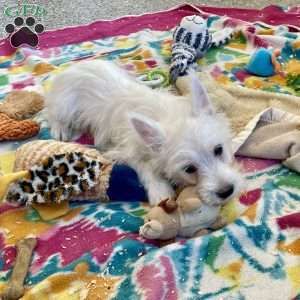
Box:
129;73;244;206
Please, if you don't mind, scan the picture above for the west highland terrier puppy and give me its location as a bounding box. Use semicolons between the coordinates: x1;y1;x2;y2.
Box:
46;60;243;206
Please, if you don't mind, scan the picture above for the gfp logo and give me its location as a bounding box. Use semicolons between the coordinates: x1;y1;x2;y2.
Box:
4;4;46;48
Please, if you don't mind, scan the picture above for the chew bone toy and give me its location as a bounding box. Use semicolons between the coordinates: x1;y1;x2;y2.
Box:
1;140;147;205
140;186;226;240
1;237;37;300
170;15;234;82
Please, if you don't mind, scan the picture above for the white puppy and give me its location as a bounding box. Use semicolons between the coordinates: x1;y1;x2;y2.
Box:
46;60;243;206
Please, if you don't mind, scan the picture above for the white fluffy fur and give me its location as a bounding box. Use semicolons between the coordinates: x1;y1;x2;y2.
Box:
46;60;243;205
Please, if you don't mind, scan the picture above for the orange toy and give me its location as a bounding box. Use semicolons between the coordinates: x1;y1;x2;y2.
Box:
0;113;40;141
271;49;282;73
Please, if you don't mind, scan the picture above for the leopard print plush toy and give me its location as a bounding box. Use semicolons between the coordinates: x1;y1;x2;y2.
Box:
3;140;147;205
6;152;103;205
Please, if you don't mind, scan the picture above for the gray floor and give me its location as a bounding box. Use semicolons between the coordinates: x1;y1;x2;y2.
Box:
0;0;299;38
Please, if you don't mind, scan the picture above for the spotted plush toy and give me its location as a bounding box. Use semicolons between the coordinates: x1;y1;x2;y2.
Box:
169;15;234;82
2;140;147;205
6;152;103;205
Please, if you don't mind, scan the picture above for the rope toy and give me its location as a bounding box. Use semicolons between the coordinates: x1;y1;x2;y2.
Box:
169;15;234;82
0;113;40;141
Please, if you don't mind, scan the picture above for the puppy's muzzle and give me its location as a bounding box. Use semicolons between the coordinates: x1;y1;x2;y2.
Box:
215;184;234;200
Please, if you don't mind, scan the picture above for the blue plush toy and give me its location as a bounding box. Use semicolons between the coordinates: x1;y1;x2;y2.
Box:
107;164;147;202
246;48;282;77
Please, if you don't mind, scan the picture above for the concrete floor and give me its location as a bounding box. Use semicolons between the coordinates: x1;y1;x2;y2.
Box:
0;0;299;38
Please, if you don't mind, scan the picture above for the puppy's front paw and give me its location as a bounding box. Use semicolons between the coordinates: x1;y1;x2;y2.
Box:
140;220;163;239
210;216;227;230
147;182;175;206
194;228;210;237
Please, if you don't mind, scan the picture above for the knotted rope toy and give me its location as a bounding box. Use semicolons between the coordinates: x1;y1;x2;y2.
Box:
169;15;234;82
0;90;44;141
0;113;40;141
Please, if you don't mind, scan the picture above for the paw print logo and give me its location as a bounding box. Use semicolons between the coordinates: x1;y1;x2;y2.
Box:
5;17;44;48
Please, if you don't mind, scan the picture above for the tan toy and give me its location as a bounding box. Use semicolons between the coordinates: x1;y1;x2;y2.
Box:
0;90;44;120
13;139;109;171
139;186;226;240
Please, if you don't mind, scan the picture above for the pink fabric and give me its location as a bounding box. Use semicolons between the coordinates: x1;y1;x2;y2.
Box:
0;4;300;56
239;189;262;206
277;212;300;229
237;156;279;172
200;5;300;29
0;4;198;56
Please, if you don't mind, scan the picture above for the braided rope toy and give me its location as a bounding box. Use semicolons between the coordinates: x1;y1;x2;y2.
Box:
0;113;40;141
169;15;234;82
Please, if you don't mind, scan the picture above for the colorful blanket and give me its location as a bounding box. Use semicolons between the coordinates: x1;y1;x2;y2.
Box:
0;4;300;300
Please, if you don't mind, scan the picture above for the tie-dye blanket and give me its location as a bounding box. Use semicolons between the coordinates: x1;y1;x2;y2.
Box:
0;4;300;300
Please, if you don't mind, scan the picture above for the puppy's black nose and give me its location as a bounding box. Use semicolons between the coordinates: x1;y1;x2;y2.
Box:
216;184;234;199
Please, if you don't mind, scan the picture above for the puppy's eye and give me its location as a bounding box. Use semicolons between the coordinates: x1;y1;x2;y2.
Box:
184;165;197;174
214;145;223;156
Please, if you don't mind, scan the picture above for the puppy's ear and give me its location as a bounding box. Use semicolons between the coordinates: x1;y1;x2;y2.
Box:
129;112;165;152
189;71;213;116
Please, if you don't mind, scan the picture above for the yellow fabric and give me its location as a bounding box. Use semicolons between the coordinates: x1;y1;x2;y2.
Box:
0;208;52;245
32;202;70;221
21;262;120;300
0;170;29;201
0;151;15;173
